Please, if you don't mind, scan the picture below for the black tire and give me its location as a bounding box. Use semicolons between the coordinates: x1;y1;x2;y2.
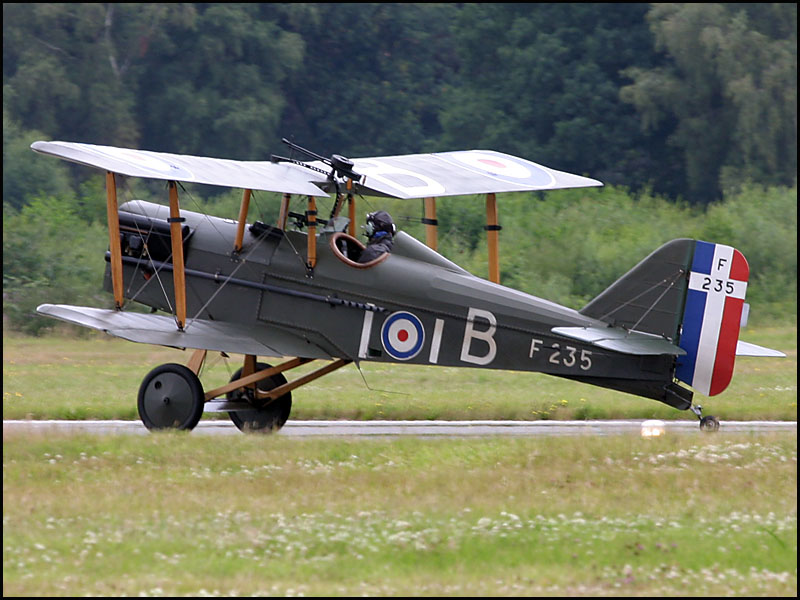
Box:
227;362;292;433
138;363;205;431
699;415;720;432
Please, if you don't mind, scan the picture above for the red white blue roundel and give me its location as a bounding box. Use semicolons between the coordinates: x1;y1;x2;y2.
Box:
444;150;555;187
381;311;425;360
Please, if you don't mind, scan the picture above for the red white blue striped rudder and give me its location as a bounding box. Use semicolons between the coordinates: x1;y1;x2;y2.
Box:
675;241;749;396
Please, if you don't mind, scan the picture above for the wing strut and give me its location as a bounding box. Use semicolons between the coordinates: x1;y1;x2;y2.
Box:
423;197;438;250
168;181;187;330
105;172;125;309
306;196;317;270
485;193;501;284
420;194;499;283
347;187;357;237
233;188;252;252
278;193;291;230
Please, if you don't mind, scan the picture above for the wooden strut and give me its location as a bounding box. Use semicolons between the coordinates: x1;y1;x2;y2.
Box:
347;189;356;238
278;193;291;230
186;349;208;375
203;357;312;401
306;195;317;270
105;171;125;309
255;358;351;403
331;180;355;225
424;197;438;251
168;181;187;330
486;192;500;284
233;188;252;252
200;356;355;403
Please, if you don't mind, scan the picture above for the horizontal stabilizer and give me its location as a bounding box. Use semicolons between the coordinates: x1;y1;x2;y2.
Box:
735;340;786;357
552;326;685;356
36;304;333;359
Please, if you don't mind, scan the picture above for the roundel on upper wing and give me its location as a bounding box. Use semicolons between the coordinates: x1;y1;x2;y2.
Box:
92;146;196;181
448;151;555;187
381;311;425;360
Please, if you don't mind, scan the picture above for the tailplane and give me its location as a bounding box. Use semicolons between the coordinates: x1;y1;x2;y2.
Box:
580;239;784;398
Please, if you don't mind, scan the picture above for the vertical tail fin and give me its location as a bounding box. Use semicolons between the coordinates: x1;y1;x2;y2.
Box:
580;239;750;398
675;241;749;396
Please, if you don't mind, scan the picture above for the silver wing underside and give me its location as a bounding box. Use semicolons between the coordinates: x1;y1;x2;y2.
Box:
36;304;333;359
30;141;329;196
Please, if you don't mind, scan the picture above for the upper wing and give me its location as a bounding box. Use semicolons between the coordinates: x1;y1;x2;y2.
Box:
36;304;334;359
332;150;603;199
32;140;601;199
31;141;330;196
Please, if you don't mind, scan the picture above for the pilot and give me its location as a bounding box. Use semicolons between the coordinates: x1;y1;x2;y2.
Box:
358;210;396;263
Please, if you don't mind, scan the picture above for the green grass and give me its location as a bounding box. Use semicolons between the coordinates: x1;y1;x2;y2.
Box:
3;324;796;422
4;327;795;595
2;431;796;596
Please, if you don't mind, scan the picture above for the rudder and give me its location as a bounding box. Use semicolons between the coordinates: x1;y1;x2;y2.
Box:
675;241;749;396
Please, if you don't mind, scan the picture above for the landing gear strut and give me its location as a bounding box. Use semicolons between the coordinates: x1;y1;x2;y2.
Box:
136;351;351;434
690;404;720;432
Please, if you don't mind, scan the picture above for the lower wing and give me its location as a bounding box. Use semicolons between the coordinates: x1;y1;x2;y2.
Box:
36;304;334;359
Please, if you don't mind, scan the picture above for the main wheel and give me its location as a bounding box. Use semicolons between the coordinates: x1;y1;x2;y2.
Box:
699;415;720;432
138;363;205;431
227;362;292;433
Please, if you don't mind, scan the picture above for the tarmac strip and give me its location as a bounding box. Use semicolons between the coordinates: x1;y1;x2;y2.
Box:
3;419;796;437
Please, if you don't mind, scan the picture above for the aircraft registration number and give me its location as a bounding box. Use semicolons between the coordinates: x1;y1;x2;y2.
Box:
530;339;593;371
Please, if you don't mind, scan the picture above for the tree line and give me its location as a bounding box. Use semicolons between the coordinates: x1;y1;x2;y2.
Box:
2;3;796;334
4;3;796;206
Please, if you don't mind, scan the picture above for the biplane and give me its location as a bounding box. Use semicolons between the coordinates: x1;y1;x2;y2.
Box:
31;138;784;433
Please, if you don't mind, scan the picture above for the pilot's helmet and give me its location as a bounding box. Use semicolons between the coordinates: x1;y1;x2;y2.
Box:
366;210;396;236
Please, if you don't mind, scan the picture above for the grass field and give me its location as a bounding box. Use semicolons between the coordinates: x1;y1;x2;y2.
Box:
3;430;796;596
3;326;796;596
2;324;796;423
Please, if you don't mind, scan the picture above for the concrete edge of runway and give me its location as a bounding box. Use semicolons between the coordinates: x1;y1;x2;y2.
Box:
3;419;797;437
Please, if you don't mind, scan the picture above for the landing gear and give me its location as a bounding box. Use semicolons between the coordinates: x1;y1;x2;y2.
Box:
138;363;205;431
690;404;720;432
226;362;292;433
137;354;351;434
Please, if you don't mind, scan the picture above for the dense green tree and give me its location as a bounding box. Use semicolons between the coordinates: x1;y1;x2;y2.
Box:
621;3;797;203
274;3;457;158
2;3;191;147
3;196;108;334
4;3;795;203
3;110;73;210
438;3;671;192
135;3;304;159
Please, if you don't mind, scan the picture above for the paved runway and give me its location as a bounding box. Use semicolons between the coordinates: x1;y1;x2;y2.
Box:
3;419;796;437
